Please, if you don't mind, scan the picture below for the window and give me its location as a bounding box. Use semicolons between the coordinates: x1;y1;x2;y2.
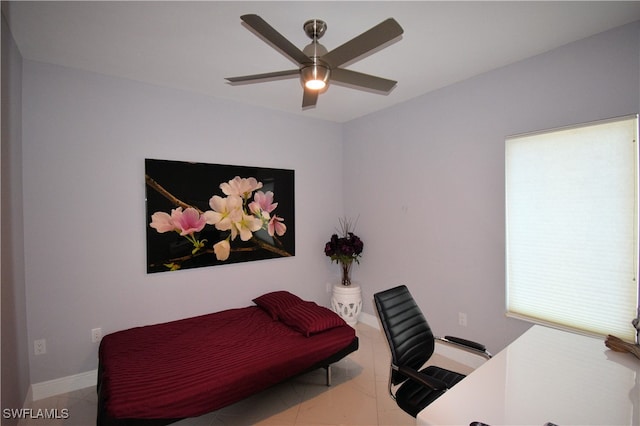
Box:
506;115;639;341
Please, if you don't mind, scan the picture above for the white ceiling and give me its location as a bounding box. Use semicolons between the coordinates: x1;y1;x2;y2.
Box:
4;1;640;123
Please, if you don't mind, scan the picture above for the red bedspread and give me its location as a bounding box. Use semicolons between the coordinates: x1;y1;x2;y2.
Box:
98;306;356;419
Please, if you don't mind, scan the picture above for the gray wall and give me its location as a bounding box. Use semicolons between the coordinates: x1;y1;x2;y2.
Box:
344;21;640;354
21;61;344;383
2;11;29;420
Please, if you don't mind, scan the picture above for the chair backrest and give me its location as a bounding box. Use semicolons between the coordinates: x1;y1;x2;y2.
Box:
374;285;435;385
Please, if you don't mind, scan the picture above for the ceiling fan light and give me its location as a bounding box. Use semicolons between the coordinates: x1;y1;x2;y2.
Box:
305;79;326;90
301;65;330;91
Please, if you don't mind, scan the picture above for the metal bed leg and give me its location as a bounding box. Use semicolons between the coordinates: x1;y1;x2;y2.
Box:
325;365;332;386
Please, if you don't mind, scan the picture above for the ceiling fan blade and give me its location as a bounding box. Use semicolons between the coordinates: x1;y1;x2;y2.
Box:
330;68;397;92
241;14;310;65
225;69;300;84
302;87;319;108
321;18;403;68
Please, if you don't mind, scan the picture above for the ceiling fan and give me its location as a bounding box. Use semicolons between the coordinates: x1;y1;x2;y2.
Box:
225;14;404;108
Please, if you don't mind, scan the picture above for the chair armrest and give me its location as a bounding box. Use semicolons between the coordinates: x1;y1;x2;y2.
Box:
443;336;487;353
437;336;493;359
397;365;448;391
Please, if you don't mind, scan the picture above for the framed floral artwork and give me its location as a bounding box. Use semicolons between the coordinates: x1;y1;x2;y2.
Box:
145;159;295;273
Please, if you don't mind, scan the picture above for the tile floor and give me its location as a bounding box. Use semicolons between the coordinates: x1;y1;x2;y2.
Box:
19;323;465;426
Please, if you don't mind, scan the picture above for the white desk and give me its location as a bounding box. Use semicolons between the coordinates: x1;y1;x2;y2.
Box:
417;325;640;426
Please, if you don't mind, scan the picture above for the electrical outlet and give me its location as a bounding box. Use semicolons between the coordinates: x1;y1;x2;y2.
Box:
91;328;102;343
34;339;46;355
458;312;468;327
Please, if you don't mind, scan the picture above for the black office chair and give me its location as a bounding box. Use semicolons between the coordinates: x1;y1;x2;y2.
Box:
373;285;492;417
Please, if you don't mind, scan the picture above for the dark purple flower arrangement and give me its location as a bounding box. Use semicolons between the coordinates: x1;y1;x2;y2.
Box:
324;217;364;286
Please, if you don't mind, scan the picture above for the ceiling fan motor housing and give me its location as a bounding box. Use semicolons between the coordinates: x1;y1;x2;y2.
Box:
301;22;330;90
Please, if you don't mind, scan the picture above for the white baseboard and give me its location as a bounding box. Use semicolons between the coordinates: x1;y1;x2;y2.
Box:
30;369;97;401
359;312;380;330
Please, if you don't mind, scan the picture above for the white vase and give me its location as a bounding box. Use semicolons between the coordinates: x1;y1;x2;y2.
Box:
331;283;362;327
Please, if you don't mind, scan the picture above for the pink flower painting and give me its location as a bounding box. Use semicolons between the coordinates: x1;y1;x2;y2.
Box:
146;159;295;273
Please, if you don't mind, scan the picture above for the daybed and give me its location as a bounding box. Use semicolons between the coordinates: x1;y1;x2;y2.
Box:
96;291;358;426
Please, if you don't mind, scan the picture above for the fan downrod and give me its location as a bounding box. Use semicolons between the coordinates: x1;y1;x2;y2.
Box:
303;19;327;40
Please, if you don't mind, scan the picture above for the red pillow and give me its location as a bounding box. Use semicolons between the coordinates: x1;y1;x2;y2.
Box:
252;291;304;320
279;301;347;337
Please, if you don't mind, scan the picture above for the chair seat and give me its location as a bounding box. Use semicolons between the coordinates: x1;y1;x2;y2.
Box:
396;365;466;417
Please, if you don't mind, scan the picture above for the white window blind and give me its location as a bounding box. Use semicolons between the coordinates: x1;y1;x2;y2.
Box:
506;115;639;341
